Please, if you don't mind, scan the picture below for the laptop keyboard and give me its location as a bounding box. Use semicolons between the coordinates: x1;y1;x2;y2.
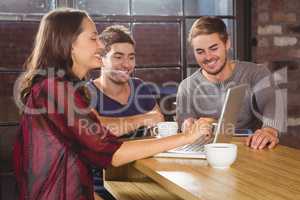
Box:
172;143;204;152
169;138;212;153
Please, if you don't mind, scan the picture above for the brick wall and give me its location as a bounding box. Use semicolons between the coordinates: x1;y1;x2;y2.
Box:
0;21;38;69
252;0;300;127
133;23;181;66
0;21;38;123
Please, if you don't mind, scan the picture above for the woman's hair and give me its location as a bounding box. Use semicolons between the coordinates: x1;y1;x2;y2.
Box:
17;8;89;105
188;16;228;44
99;25;135;56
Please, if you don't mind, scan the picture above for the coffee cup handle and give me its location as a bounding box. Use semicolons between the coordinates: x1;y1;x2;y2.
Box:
151;127;159;136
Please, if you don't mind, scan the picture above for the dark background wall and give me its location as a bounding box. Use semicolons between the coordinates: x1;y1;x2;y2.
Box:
251;0;300;147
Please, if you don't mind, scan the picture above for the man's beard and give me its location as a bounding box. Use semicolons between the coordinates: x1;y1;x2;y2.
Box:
108;76;128;85
103;69;130;84
201;57;227;76
108;72;130;85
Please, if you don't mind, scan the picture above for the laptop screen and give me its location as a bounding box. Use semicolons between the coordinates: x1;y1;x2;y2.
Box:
213;84;248;143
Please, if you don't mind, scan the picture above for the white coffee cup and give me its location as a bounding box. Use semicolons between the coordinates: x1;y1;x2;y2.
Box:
204;143;237;169
153;122;178;137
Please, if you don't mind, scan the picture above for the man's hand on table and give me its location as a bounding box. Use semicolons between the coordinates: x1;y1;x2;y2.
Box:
246;127;279;149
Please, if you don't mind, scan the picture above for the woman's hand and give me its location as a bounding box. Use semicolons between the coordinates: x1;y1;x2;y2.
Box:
181;117;197;132
183;117;216;144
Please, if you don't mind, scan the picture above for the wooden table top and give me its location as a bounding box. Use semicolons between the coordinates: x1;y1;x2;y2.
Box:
133;140;300;200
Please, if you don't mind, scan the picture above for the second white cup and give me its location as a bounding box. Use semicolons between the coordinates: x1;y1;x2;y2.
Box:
153;122;178;137
204;143;237;169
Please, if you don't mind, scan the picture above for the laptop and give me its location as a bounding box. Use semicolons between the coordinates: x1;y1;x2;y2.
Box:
154;84;248;159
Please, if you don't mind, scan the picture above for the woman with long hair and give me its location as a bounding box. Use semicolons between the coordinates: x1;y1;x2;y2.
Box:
13;8;213;200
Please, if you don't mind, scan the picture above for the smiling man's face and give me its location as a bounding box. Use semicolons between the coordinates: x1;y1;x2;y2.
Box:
101;42;135;84
191;33;230;76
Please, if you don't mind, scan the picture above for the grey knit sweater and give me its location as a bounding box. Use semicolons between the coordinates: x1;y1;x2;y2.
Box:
176;61;286;133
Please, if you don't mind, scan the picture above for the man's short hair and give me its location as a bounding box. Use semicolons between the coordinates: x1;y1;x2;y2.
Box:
188;16;228;44
99;25;135;56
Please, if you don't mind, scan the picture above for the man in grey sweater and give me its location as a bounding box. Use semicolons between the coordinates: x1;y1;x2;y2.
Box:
176;16;285;150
